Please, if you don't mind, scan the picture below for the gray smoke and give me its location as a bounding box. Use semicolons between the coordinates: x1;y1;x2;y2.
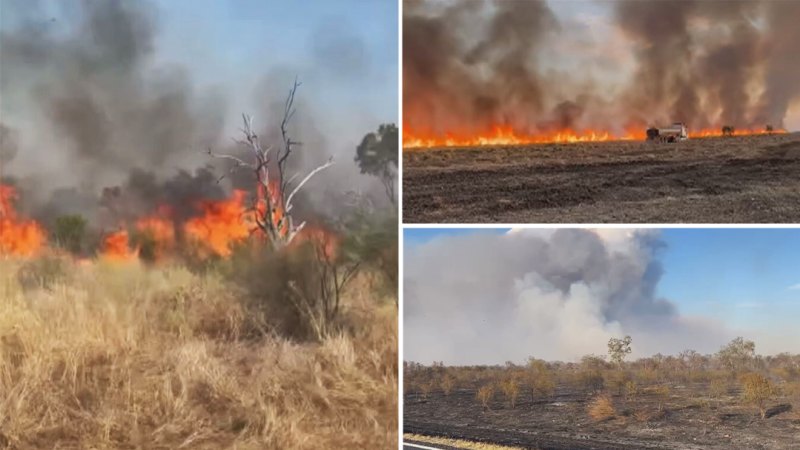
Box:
1;0;392;228
403;0;800;139
404;229;731;365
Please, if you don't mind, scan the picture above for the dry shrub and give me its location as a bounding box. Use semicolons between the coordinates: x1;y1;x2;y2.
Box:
587;393;616;421
740;373;777;419
476;384;494;411
0;257;397;449
500;378;520;408
530;371;556;401
441;373;456;396
624;380;638;401
419;379;435;399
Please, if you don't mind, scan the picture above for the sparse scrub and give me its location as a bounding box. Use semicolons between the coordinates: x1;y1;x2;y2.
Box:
624;380;638;401
648;385;671;411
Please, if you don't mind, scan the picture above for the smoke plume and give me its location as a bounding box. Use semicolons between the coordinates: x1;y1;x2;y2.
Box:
403;0;800;142
1;0;392;227
404;229;731;365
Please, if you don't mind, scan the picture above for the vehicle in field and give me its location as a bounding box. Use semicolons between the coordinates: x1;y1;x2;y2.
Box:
646;122;688;143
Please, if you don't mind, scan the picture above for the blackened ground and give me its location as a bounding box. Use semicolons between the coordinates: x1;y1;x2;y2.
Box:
404;384;800;450
403;133;800;223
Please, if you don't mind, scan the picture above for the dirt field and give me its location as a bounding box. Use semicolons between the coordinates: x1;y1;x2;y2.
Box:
404;383;800;450
402;133;800;223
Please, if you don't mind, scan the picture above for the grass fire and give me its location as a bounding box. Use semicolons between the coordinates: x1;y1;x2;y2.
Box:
0;1;398;448
402;0;800;223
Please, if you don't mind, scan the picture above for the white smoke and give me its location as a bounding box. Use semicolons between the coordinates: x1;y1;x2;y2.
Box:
404;228;732;365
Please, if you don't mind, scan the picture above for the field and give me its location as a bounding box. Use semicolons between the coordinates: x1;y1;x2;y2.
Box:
404;357;800;450
0;255;397;449
403;133;800;223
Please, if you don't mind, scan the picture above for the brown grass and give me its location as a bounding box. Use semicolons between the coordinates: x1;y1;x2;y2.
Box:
587;393;616;421
476;384;494;411
0;256;397;449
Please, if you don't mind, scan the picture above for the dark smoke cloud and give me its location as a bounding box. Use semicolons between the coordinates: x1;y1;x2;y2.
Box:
404;229;731;365
1;0;393;228
404;0;800;137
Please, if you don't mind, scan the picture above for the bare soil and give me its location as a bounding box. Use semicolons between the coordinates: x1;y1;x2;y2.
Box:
404;384;800;450
402;133;800;223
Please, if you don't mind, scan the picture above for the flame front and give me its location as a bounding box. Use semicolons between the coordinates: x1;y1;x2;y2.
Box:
403;125;786;149
184;190;251;258
101;229;138;261
0;184;46;257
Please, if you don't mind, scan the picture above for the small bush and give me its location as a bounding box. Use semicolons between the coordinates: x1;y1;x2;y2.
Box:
530;371;556;401
500;378;520;408
624;380;638;401
587;393;616;421
476;384;494;411
740;373;777;419
441;374;455;396
53;214;88;255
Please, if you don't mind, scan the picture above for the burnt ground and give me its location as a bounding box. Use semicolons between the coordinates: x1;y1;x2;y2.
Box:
404;384;800;450
402;133;800;223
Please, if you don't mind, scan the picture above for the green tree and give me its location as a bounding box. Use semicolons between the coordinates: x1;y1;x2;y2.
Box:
53;214;88;255
608;335;633;367
355;124;398;205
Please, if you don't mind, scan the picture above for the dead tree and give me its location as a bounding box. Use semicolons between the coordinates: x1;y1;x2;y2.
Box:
210;79;333;250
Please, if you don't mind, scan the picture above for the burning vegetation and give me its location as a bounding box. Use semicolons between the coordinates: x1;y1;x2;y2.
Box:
403;0;799;149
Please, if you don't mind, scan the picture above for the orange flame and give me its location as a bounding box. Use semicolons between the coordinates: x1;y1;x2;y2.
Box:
101;229;138;261
403;124;786;148
0;184;46;257
135;207;176;260
293;225;340;261
184;190;251;258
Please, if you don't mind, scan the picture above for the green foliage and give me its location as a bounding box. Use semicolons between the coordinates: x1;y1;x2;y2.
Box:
355;123;398;204
53;214;88;255
608;335;633;367
341;212;398;303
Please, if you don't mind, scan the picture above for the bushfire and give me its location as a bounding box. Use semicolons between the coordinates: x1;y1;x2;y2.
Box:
1;183;337;262
403;125;787;149
0;184;46;257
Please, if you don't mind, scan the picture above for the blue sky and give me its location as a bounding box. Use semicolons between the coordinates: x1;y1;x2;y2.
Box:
405;228;800;334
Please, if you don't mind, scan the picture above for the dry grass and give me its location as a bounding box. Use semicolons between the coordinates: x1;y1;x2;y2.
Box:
587;393;616;421
0;256;397;449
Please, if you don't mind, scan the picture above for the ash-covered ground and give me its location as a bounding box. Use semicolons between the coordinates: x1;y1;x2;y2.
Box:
402;133;800;223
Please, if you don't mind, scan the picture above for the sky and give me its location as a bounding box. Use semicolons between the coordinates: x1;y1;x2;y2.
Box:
404;228;800;363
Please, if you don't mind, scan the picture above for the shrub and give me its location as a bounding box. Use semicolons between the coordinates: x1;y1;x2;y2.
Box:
53;214;88;255
587;393;616;421
441;373;455;396
476;384;494;411
530;371;556;401
624;380;638;402
419;380;435;399
579;369;605;392
740;373;777;419
500;378;520;408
